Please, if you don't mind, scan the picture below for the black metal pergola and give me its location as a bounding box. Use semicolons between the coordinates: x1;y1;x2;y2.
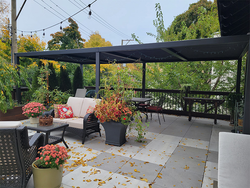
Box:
15;0;250;133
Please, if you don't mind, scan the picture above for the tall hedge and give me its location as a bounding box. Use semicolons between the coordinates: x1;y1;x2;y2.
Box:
48;63;58;91
59;66;72;93
72;66;83;95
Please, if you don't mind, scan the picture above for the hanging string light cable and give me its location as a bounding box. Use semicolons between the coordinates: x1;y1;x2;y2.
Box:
48;0;92;35
78;0;130;38
18;0;97;36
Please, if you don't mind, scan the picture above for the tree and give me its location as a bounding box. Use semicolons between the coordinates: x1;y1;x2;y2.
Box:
59;66;72;93
84;32;113;86
48;63;58;91
48;18;85;50
72;66;83;95
143;0;243;93
85;32;112;48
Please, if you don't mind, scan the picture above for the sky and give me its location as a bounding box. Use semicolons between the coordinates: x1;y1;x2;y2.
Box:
16;0;199;47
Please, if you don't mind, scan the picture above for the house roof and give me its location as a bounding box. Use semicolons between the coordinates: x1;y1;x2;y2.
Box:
16;35;249;64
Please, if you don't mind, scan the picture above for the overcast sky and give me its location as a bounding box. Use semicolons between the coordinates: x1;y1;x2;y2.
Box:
16;0;199;47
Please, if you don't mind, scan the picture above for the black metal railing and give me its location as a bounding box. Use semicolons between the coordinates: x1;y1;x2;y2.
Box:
85;86;231;120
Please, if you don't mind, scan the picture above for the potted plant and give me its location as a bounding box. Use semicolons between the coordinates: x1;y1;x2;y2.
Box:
94;92;134;146
22;102;46;123
94;63;149;146
32;144;70;188
226;92;242;124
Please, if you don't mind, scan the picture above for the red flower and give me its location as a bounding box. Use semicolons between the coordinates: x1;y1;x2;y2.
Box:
123;117;126;120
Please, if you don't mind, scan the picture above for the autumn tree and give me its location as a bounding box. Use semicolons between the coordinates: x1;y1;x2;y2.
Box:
85;32;112;48
48;18;85;50
84;32;113;86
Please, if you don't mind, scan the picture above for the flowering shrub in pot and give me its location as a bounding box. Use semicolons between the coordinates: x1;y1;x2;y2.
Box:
94;63;149;144
22;102;46;118
32;144;70;188
34;144;70;169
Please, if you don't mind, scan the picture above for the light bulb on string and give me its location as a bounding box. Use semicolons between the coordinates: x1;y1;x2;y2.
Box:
21;31;23;36
31;32;32;38
88;4;92;19
43;29;45;38
60;22;62;31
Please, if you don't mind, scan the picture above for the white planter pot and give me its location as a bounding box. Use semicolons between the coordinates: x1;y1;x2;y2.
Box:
29;117;39;124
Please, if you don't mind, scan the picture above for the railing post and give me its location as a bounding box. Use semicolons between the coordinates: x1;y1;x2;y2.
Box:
142;62;146;98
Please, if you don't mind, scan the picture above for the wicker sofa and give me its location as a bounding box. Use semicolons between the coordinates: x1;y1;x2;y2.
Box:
49;97;101;144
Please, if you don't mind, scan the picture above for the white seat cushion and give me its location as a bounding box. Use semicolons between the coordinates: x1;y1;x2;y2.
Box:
66;97;85;117
0;121;22;128
66;118;84;129
218;132;250;188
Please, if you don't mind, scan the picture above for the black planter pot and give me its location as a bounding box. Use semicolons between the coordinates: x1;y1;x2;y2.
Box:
101;121;128;146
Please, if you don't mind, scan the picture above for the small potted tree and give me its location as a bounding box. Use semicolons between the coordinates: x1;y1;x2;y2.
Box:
94;63;148;146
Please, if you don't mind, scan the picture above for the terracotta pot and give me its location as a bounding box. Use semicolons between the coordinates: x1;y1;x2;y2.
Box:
32;161;63;188
101;121;128;146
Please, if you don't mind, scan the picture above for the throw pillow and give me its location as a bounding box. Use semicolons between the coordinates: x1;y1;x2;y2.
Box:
54;104;67;118
86;105;94;115
58;106;74;119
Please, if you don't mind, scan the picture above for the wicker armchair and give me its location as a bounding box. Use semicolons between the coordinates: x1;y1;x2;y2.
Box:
0;125;44;188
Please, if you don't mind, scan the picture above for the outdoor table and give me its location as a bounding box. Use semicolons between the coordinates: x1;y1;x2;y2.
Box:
21;120;69;148
131;97;152;120
183;97;225;124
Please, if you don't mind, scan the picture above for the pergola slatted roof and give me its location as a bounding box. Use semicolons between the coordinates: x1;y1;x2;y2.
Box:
16;35;249;64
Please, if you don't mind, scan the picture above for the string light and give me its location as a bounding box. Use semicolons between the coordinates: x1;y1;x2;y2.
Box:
60;22;62;31
21;31;23;36
18;0;97;37
31;32;32;38
43;29;45;37
88;4;92;18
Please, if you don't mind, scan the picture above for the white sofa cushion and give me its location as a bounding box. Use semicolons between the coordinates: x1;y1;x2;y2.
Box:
0;121;22;128
67;97;85;117
79;98;100;117
66;118;84;129
218;132;250;188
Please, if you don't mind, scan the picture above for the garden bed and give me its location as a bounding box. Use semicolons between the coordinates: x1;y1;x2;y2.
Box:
0;106;28;121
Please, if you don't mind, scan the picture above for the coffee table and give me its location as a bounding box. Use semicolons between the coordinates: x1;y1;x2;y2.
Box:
21;120;69;148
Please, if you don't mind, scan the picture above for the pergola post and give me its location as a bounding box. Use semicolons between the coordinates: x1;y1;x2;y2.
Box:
95;52;100;98
15;55;21;103
142;62;146;98
236;58;242;93
243;41;250;134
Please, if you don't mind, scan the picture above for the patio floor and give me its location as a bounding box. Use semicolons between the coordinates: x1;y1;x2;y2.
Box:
26;113;232;188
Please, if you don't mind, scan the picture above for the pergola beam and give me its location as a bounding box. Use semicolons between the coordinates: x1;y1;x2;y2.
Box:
102;52;139;62
161;48;187;61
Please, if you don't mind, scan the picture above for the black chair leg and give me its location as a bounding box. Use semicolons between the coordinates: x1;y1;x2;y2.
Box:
157;112;161;125
162;112;165;122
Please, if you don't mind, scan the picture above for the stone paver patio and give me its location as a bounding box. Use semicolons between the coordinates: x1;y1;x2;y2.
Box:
26;113;232;188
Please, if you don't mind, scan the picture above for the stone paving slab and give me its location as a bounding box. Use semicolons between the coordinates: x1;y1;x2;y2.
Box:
25;114;232;188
